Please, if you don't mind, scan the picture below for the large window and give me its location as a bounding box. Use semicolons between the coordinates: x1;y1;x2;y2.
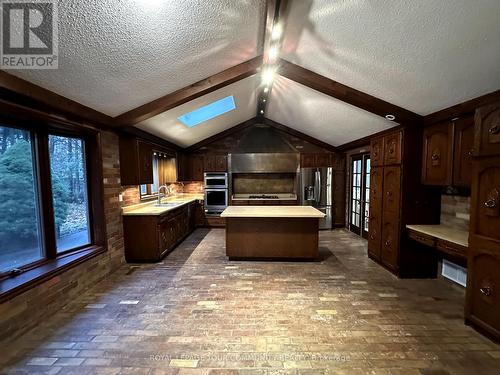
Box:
0;126;43;272
49;135;91;253
0;122;102;281
140;152;177;198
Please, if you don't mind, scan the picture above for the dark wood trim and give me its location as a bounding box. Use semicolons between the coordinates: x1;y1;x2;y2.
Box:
185;117;257;152
263;117;337;152
0;71;114;127
0;245;105;303
278;59;422;125
115;56;263;126
424;89;500;126
336;124;406;153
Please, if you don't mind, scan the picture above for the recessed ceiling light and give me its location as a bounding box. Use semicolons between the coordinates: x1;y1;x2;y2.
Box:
260;110;264;114
262;98;266;102
263;87;269;93
268;46;279;62
262;67;275;85
271;23;283;41
385;114;396;121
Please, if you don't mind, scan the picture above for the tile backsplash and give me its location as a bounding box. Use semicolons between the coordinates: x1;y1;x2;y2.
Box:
120;181;204;207
441;195;470;231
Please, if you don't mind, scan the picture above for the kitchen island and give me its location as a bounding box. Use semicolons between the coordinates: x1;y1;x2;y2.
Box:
220;206;325;260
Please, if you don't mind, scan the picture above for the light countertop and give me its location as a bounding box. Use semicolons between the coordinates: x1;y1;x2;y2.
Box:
406;224;469;247
122;194;203;216
221;206;325;218
232;193;298;201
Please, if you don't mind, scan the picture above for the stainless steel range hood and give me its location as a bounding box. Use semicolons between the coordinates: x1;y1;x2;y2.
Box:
228;124;300;173
229;153;299;173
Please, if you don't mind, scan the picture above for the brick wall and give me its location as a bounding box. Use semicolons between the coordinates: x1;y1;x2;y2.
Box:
440;194;470;231
0;130;125;343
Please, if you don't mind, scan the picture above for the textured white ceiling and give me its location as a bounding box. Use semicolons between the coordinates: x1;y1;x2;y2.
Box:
282;0;500;115
267;76;398;147
135;75;259;147
7;0;265;116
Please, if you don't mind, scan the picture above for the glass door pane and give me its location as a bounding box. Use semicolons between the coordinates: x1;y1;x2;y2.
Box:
0;125;43;272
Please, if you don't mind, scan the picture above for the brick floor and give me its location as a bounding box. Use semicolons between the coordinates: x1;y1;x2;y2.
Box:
1;229;500;374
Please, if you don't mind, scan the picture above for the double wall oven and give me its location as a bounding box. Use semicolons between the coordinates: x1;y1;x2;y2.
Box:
204;172;228;215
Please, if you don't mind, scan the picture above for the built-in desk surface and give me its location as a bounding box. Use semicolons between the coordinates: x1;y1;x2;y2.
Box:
406;225;469;248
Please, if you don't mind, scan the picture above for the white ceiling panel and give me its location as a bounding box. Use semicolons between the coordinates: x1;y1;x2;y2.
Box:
135;75;259;147
267;76;398;147
7;0;265;116
281;0;500;115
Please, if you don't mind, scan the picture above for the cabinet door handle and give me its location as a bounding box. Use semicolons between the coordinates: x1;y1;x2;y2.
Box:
385;240;392;247
370;234;375;240
488;125;500;135
480;287;492;296
386;191;393;197
467;149;474;156
484;199;497;208
431;154;440;161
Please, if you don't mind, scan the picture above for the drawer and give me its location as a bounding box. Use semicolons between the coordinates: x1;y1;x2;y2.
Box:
408;229;436;247
436;239;467;259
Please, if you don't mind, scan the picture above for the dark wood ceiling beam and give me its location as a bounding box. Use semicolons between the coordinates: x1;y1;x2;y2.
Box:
0;71;114;127
114;56;262;127
277;59;422;125
424;89;500;126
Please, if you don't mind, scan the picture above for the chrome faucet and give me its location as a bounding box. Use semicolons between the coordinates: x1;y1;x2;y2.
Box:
158;185;170;205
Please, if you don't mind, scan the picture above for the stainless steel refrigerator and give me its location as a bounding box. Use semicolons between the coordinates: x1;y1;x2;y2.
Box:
300;167;332;229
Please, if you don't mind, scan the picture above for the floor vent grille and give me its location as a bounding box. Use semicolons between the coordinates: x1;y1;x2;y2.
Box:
442;259;467;287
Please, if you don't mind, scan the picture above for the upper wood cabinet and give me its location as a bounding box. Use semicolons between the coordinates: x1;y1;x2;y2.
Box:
422;122;453;186
370;130;402;167
474;104;500;157
383;131;402;165
300;153;332;168
188;155;204;181
453;116;475;187
215;155;227;172
371;137;384;167
204;154;227;172
119;137;154;186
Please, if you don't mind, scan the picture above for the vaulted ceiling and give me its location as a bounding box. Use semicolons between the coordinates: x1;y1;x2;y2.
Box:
3;0;500;148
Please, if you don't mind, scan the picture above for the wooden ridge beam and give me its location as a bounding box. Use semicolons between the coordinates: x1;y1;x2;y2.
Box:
114;56;263;126
278;59;422;125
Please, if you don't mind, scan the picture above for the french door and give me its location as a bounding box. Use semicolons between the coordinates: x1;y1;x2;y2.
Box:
349;154;371;238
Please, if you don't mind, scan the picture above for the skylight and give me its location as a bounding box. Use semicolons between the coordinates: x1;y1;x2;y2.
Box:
178;96;236;127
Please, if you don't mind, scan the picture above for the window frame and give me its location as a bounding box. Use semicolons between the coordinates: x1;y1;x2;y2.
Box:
0;114;107;302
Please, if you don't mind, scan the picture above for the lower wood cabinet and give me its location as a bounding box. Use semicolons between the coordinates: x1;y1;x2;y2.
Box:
123;201;198;262
381;214;400;271
466;245;500;339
